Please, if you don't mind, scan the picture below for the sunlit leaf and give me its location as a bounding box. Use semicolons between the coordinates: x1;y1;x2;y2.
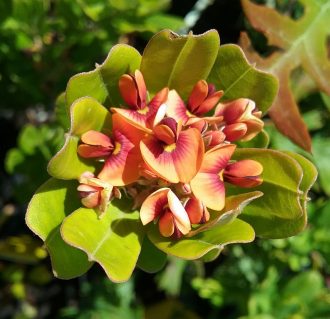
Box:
188;191;263;237
148;219;255;259
66;44;141;107
48;97;112;180
141;29;220;99
208;44;278;113
61;200;144;282
26;178;92;279
137;237;167;273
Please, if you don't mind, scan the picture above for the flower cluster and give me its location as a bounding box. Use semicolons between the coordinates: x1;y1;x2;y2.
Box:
77;70;264;238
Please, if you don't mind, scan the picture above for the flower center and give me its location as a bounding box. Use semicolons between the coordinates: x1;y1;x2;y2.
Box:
113;142;122;155
164;143;176;153
218;169;224;181
137;106;149;115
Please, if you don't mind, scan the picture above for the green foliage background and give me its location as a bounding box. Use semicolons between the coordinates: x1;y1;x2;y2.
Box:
1;0;330;318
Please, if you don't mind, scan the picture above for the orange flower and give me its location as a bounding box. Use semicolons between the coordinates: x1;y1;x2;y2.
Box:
166;80;223;127
215;98;263;142
184;196;210;224
78;114;145;186
140;117;204;184
77;172;120;216
111;70;168;131
140;188;191;238
190;144;263;211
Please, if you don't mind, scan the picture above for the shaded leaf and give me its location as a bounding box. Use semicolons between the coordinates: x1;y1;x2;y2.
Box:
0;235;47;265
208;44;278;113
48;97;112;180
241;0;330;151
61;200;144;282
148;219;255;260
137;237;167;273
26;178;92;279
141;29;220;99
55;92;70;130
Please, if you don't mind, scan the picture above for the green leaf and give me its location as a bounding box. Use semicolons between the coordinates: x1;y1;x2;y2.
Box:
207;44;278;114
148;219;255;260
48;97;112;180
61;200;144;282
282;271;324;304
5;148;24;174
26;178;92;279
55;92;70;130
141;29;220;99
237;130;269;148
312;136;330;195
66;44;141;107
231;149;316;238
137;237;167;273
188;191;263;237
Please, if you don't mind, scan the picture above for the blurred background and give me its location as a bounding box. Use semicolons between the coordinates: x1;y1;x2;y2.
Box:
1;0;330;318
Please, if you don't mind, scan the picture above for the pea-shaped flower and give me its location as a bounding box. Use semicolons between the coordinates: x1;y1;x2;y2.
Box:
140;188;191;238
166;80;223;126
191;144;263;211
111;70;168;130
140;117;204;184
215;98;263;142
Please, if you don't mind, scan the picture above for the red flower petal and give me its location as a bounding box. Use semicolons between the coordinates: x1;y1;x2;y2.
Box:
140;128;204;183
81;130;113;147
134;70;147;108
159;210;175;237
153;124;176;145
149;87;169;108
188;80;209;113
166;90;190;123
198;144;236;174
223;123;248;142
185;197;204;224
167;190;191;235
224;160;263;187
97;129;141;186
190;172;226;211
140;188;169;225
195;90;223;115
119;74;139;109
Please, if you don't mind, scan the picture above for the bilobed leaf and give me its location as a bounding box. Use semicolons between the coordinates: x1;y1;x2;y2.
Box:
48;97;112;180
148;218;255;260
66;44;141;107
208;44;278;113
26;178;92;279
241;0;330;151
141;29;220;99
188;191;263;237
231;148;315;238
61;200;144;282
